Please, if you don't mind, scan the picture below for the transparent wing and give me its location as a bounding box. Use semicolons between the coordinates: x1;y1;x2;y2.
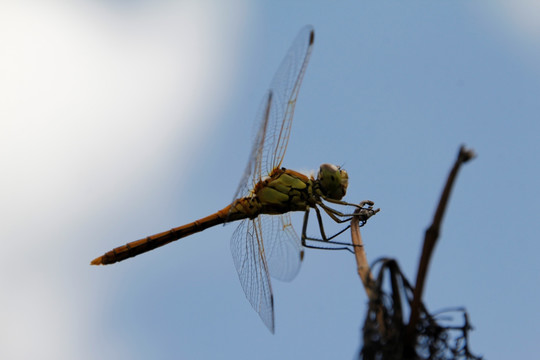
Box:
260;214;303;282
228;27;315;333
231;26;315;204
230;91;272;204
230;219;274;333
263;25;314;174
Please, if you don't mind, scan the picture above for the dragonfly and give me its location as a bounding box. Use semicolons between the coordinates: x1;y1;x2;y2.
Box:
91;26;378;333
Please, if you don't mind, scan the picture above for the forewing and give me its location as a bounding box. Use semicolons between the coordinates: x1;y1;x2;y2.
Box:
227;28;314;330
231;26;315;205
263;25;314;174
230;92;272;204
230;218;275;333
260;214;303;282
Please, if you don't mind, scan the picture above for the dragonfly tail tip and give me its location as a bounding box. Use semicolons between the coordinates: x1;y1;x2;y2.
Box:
90;257;103;266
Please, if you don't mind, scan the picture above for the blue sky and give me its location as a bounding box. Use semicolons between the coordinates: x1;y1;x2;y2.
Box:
1;1;539;359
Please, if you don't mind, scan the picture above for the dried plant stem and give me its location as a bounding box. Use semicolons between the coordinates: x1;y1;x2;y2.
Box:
404;146;476;351
351;212;376;300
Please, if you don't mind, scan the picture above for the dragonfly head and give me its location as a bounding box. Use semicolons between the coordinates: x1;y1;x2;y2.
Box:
317;163;348;200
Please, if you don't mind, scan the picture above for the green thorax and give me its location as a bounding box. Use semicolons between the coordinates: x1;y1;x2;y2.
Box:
229;169;311;218
255;168;315;215
232;164;348;218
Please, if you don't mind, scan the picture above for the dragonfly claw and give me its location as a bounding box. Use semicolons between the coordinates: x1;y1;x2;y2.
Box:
354;201;380;226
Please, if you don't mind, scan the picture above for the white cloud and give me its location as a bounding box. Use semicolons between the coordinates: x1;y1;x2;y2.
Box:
470;0;540;61
495;0;540;40
0;1;249;358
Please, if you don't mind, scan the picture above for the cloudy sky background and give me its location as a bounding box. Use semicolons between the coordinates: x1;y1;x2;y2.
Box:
1;1;539;359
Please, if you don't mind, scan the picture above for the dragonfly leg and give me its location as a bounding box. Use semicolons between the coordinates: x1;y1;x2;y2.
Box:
319;201;379;225
313;206;355;242
319;203;353;223
300;207;311;246
298;200;379;253
302;241;355;253
300;206;357;253
323;198;375;209
314;206;328;241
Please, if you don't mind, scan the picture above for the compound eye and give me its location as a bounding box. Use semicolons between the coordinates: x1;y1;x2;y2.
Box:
317;163;348;200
